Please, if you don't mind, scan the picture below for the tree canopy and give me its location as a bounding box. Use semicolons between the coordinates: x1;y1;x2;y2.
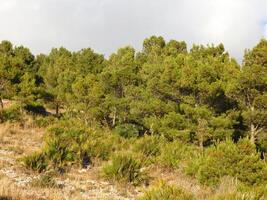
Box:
0;37;266;153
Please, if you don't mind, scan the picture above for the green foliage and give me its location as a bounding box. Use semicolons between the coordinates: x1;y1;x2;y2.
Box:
71;74;105;125
1;38;267;197
86;133;124;161
185;139;267;186
44;134;75;168
133;135;162;157
0;41;36;101
157;112;190;142
257;131;267;153
143;36;165;57
22;152;48;172
0;104;22;123
73;48;105;74
140;181;195;200
103;153;148;186
24;121;91;170
18;72;44;105
226;39;267;144
114;123;139;138
34;116;57;128
158;141;199;169
44;123;91;168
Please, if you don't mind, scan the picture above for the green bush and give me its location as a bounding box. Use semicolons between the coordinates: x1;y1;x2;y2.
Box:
44;136;75;168
0;104;22;123
114;123;139;138
103;153;148;185
22;152;48;172
34;116;57;128
24;123;91;171
24;121;134;171
184;156;203;177
158;141;199;169
185;139;267;186
44;124;93;168
86;133;123;161
86;138;113;161
79;129;132;162
140;181;195;200
133;135;162;157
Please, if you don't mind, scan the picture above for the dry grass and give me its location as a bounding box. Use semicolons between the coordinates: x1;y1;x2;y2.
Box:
0;176;40;200
0;121;44;155
0;109;212;200
0;175;85;200
0;121;139;200
148;165;211;200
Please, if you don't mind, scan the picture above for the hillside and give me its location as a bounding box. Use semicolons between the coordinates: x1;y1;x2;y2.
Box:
0;113;210;200
0;37;266;200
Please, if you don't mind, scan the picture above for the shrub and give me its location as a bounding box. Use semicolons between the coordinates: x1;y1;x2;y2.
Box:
24;123;91;171
103;153;148;185
86;138;112;161
0;104;22;123
140;181;195;200
114;123;139;138
185;139;267;186
184;156;203;177
44;136;75;168
158;141;198;169
86;133;122;161
22;152;48;172
34;116;57;128
257;131;267;154
24;121;132;171
133;135;162;157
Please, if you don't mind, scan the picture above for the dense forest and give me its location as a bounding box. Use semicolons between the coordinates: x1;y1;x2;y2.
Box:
0;36;266;199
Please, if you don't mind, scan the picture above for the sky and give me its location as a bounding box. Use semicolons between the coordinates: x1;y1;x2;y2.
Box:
0;0;267;61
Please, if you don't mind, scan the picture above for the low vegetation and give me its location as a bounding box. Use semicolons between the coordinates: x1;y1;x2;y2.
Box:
31;174;58;188
103;153;148;186
185;139;267;187
140;181;195;200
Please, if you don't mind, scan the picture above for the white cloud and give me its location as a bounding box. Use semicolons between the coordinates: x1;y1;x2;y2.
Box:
264;24;267;38
0;0;266;61
0;0;17;11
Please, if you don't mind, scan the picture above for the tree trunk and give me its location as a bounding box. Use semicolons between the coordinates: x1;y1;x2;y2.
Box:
150;123;154;135
56;103;59;117
250;106;256;144
0;98;3;109
250;123;256;144
199;137;204;151
112;107;116;127
197;119;207;151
